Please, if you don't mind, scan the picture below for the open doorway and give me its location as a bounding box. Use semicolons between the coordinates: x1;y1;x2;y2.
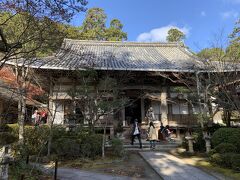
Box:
125;98;141;125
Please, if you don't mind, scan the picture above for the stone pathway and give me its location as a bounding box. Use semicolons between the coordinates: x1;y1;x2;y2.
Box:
139;152;219;180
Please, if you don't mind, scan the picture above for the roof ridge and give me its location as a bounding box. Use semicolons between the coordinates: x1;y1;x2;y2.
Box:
63;38;182;47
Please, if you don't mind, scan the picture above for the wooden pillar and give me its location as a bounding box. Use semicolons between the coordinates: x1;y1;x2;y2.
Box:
141;98;145;123
160;88;168;126
121;108;126;126
176;127;180;139
0;100;4;124
83;106;89;125
110;127;114;138
48;77;54;125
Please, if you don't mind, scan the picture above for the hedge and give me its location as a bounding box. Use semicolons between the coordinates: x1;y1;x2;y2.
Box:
210;153;240;170
111;138;125;157
3;124;102;159
211;128;240;153
214;143;237;154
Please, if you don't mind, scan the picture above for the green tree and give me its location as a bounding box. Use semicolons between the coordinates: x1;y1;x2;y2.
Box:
81;8;127;41
227;19;240;61
229;19;240;43
197;48;225;61
105;19;127;41
81;8;107;40
0;0;88;23
166;28;185;42
67;70;128;158
0;0;87;145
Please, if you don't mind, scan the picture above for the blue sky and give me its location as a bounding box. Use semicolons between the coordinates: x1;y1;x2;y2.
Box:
71;0;240;52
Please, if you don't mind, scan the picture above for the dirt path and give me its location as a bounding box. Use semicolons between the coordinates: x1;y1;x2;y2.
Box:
56;168;133;180
31;152;161;180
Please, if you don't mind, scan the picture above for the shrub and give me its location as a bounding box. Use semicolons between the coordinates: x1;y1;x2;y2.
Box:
6;124;103;159
24;125;50;155
51;131;102;159
51;125;68;140
231;154;240;171
0;123;11;132
9;159;47;179
79;134;102;159
0;132;17;146
111;138;125;157
210;152;240;170
7;124;19;134
212;128;240;153
206;123;223;135
221;153;235;168
210;153;222;165
51;138;80;157
192;129;205;152
208;149;217;156
214;143;237;154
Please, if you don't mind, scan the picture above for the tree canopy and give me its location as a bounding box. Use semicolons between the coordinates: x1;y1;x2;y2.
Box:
80;8;127;41
166;28;185;42
197;48;225;61
227;19;240;61
0;7;127;59
197;18;240;62
0;0;88;65
105;19;127;41
0;0;88;23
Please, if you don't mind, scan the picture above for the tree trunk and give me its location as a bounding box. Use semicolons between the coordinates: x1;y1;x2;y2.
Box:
18;94;26;144
102;131;105;158
47;125;53;156
195;72;204;129
47;79;53;156
102;116;108;159
224;110;231;127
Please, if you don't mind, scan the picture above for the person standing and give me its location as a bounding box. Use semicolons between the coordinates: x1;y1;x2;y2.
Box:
131;119;142;149
33;110;40;126
40;110;47;124
31;110;38;125
161;125;172;141
148;122;157;149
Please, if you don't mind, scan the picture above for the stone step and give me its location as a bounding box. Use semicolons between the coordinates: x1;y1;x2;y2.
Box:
125;148;176;152
124;140;181;146
124;141;180;152
124;144;179;148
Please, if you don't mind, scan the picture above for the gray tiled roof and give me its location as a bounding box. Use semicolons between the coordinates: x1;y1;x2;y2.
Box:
12;39;204;72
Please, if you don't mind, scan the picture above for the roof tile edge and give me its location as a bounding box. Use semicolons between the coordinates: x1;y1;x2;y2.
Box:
63;38;181;47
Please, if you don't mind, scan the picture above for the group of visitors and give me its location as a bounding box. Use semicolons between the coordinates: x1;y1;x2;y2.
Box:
31;109;48;126
130;118;172;149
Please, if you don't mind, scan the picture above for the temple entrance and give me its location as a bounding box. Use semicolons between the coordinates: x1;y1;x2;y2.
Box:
125;98;141;125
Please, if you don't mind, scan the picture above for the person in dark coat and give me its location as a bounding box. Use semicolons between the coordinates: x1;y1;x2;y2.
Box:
131;119;142;148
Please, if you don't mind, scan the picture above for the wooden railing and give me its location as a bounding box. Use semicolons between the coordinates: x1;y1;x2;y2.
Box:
168;114;199;127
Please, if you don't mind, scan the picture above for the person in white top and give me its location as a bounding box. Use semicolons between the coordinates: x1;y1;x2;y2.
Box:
31;110;40;125
130;119;142;149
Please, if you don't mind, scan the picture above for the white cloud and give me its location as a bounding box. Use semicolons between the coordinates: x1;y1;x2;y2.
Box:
221;10;239;19
136;25;190;42
201;11;206;17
